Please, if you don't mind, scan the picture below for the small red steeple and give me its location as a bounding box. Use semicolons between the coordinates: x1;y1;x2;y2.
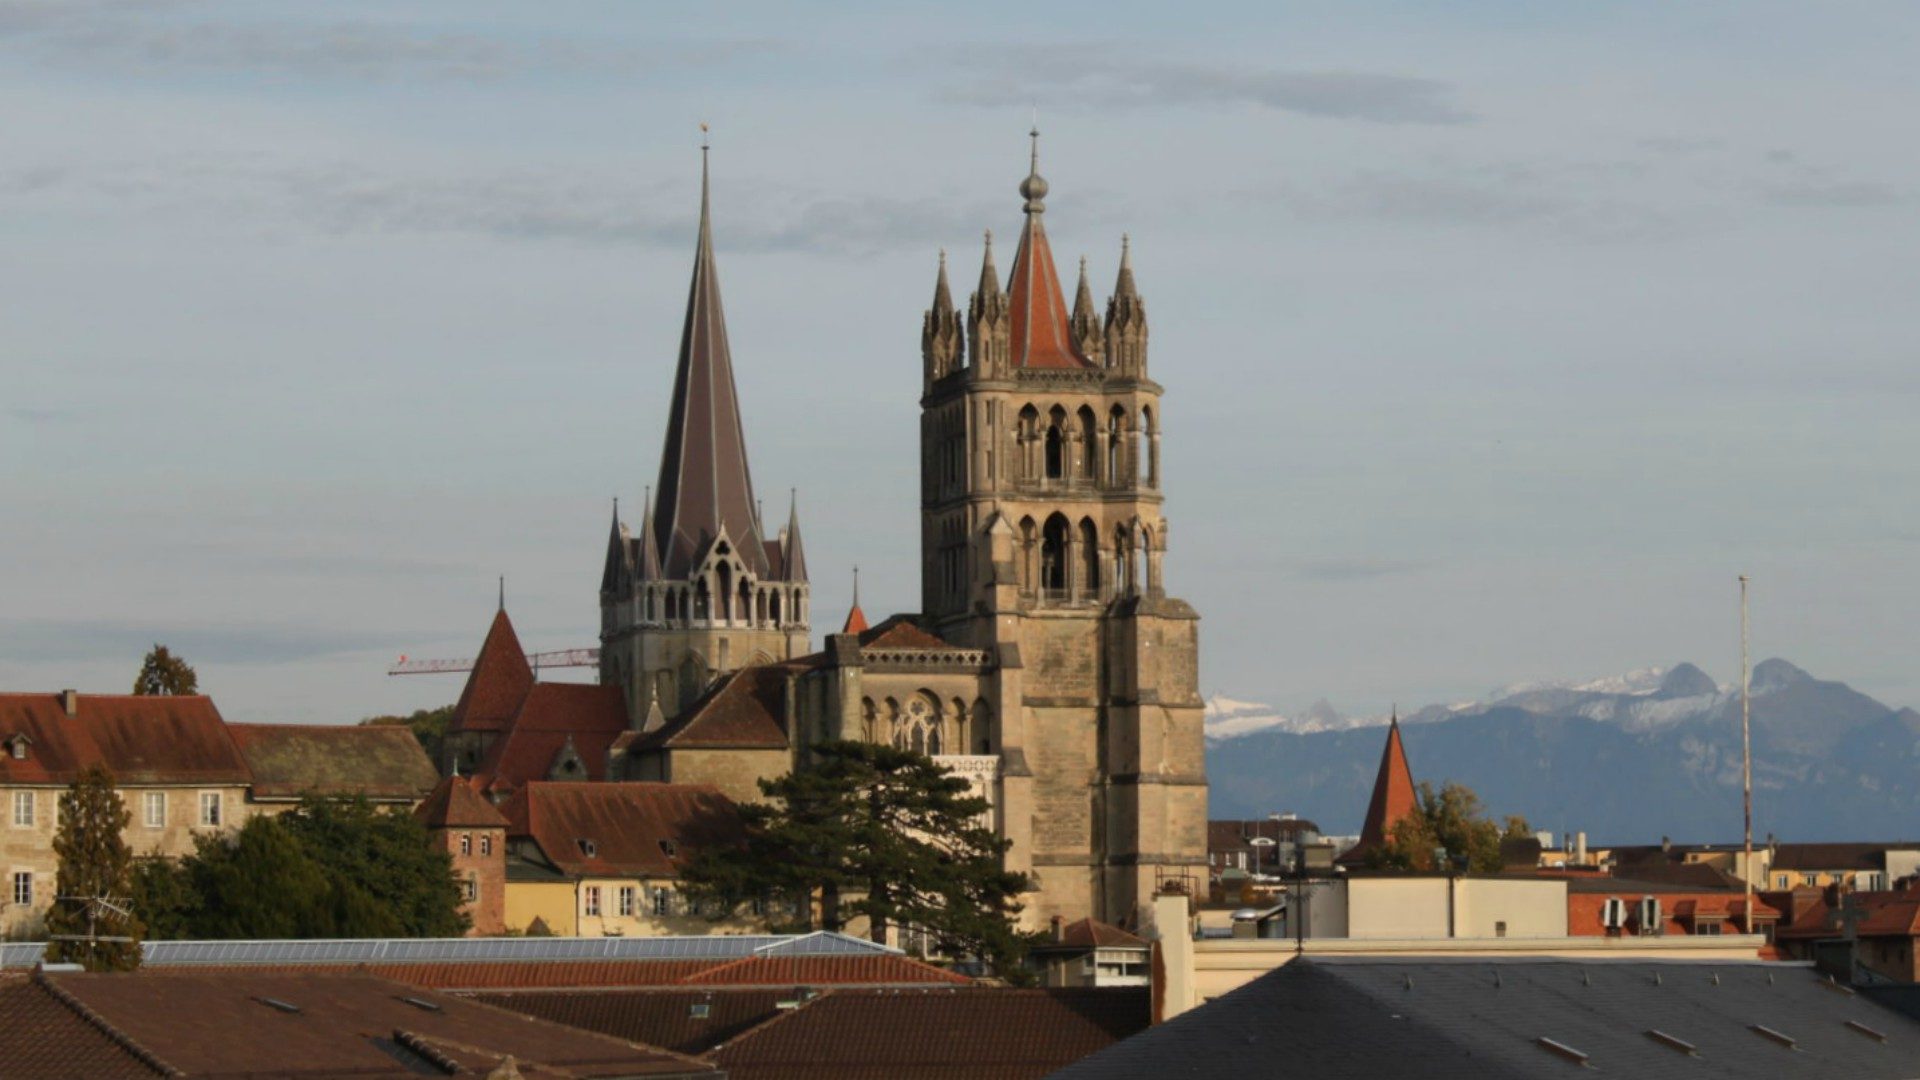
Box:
447;606;534;736
1339;710;1419;866
841;566;869;634
1005;128;1090;370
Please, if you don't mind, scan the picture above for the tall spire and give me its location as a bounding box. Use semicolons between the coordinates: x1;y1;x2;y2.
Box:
977;230;1001;297
651;135;771;579
638;485;662;580
780;489;808;583
1006;128;1089;369
1104;233;1148;373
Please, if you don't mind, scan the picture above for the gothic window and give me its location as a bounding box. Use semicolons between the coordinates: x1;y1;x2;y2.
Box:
1017;517;1038;595
1045;406;1068;479
1077;407;1098;479
894;696;940;756
1018;405;1040;479
1079;517;1100;594
861;698;877;742
1041;514;1070;594
716;562;734;621
1107;407;1125;484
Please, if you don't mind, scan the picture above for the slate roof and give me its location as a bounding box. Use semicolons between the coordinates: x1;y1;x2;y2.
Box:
708;986;1148;1080
500;781;745;879
638;665;791;751
415;774;510;829
1773;843;1920;872
1054;958;1920;1079
226;722;440;801
0;692;250;787
651;149;776;582
18;969;717;1078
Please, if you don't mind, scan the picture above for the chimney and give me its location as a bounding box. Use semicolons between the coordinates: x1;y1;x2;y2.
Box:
1050;915;1064;942
1661;835;1672;854
1575;832;1588;866
59;690;78;717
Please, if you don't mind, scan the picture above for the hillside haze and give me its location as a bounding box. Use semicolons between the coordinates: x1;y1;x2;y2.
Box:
1206;660;1920;843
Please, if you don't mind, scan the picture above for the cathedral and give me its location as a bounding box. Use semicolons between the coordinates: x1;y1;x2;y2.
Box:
445;134;1206;931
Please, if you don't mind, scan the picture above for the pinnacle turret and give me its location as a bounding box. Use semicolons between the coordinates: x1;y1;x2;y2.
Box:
1071;255;1103;363
923;249;964;385
1103;234;1148;374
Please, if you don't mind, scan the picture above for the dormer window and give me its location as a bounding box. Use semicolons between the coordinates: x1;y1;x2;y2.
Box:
577;838;597;858
4;735;29;761
658;839;678;858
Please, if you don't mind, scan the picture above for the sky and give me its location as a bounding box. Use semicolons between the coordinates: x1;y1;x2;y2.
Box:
2;1;1917;724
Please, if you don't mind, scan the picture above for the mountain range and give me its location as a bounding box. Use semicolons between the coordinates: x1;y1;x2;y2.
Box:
1205;659;1920;843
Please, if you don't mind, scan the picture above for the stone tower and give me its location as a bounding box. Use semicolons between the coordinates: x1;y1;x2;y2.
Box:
918;132;1206;927
601;146;811;729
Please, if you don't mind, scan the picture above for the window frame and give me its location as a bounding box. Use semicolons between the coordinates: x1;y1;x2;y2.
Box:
583;885;602;917
11;791;33;829
143;790;167;829
10;870;32;907
197;790;223;828
479;834;492;856
459;833;472;856
652;888;673;917
618;885;636;918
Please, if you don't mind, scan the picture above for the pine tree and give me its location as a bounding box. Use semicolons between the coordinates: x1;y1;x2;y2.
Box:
682;740;1031;973
132;644;198;696
44;765;144;971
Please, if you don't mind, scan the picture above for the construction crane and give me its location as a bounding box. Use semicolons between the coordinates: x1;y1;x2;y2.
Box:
387;648;600;676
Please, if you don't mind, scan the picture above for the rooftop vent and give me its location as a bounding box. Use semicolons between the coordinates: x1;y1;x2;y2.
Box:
1534;1036;1590;1066
1845;1019;1888;1043
689;1002;711;1019
1645;1030;1698;1056
400;996;442;1012
255;997;302;1014
577;839;597;858
1749;1024;1797;1050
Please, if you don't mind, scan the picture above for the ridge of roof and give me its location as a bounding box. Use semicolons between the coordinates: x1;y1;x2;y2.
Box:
449;609;534;735
1338;716;1418;867
416;775;510;829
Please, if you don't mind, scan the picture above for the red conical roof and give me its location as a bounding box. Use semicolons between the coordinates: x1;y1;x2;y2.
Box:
448;608;534;735
1005;131;1090;370
1341;717;1419;865
842;604;869;634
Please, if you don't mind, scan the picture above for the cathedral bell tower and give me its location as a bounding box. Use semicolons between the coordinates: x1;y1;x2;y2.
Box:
918;132;1206;928
601;144;811;730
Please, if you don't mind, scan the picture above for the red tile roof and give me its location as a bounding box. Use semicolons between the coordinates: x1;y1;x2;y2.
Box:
0;693;250;787
449;608;535;735
469;681;631;796
1005;200;1090;371
708;987;1148;1080
679;954;971;988
475;988;793;1057
226;722;440;800
500;781;745;878
842;603;869;635
0;974;159;1078
1338;718;1418;866
639;666;790;751
856;616;955;651
416;774;510;829
39;970;718;1077
1045;918;1148;950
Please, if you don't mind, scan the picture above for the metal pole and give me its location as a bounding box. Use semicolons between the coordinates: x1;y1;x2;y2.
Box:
1741;574;1753;936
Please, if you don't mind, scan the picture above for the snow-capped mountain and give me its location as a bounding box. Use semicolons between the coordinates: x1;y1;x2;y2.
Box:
1205;658;1920;841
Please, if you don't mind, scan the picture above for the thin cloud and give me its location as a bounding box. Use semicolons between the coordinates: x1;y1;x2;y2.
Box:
1255;167;1678;242
942;48;1471;125
0;617;410;666
1764;180;1909;209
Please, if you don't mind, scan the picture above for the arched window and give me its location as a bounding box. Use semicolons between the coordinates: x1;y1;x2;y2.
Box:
972;699;993;753
1137;406;1151;487
861;698;877;742
693;579;710;621
1077;407;1098;479
771;590;782;625
1018;405;1040;480
716;563;734;622
1041;514;1070;594
1107;406;1126;484
1018;516;1038;594
1079;517;1100;594
738;579;752;626
894;695;940;756
1044;424;1064;479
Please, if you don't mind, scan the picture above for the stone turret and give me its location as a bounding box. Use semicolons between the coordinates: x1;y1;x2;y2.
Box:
923;250;963;390
968;231;1009;376
1103;235;1147;375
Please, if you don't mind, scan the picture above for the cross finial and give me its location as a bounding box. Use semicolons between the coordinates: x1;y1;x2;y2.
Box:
852;565;860;607
498;575;505;612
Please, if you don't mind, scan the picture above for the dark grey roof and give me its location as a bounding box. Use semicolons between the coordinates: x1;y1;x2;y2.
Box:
1051;959;1920;1079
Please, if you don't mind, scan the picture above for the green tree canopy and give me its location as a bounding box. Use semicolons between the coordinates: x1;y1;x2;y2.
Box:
1370;781;1531;875
681;740;1031;975
133;796;466;940
45;765;143;971
132;644;198;696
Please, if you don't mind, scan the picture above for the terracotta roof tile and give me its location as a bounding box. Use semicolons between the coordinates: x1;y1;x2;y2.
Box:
468;681;630;796
141;959;732;990
227;722;440;801
1005;187;1090;371
856;616;954;651
448;609;535;735
500;781;745;878
472;988;791;1057
0;974;161;1079
1046;918;1148;950
842;603;869;635
415;774;510;829
708;987;1148;1080
0;693;250;787
43;970;717;1077
1338;718;1417;866
639;667;789;751
679;954;970;987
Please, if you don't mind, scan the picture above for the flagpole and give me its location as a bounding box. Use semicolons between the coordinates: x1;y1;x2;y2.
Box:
1741;574;1753;937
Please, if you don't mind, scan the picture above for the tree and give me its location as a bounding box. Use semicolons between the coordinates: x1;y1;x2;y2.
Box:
1371;781;1531;875
132;644;198;696
681;741;1031;974
360;705;454;767
133;797;466;940
44;766;144;971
